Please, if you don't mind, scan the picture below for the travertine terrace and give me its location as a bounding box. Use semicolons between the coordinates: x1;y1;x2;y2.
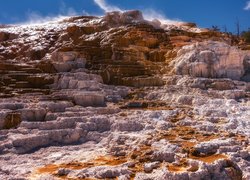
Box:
0;10;249;180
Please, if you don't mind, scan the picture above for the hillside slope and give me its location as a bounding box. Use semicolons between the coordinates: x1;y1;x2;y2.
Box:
0;10;249;180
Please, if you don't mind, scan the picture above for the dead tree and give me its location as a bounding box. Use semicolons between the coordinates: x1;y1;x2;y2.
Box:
236;18;240;37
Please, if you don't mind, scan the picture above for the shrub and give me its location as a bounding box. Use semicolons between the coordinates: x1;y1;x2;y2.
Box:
241;29;250;43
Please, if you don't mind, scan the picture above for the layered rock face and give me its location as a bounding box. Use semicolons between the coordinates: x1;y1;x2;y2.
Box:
0;10;249;180
173;41;250;80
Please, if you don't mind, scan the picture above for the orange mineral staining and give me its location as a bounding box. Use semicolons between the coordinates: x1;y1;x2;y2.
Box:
37;161;88;174
37;164;59;174
93;156;127;166
189;154;228;164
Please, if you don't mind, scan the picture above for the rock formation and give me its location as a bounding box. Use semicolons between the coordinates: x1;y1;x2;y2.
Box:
0;10;249;180
173;41;250;80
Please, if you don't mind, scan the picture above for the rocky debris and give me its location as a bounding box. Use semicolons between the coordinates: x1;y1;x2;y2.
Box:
0;10;249;180
133;159;242;180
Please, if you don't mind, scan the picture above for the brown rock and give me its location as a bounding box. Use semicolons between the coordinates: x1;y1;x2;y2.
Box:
27;48;47;60
0;32;9;42
3;112;22;129
0;31;18;42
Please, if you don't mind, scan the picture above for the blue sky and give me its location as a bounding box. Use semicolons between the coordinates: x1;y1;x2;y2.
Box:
0;0;249;33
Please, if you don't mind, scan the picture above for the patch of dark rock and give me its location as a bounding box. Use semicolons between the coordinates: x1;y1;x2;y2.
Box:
120;100;172;110
3;112;22;129
190;149;216;158
120;101;148;109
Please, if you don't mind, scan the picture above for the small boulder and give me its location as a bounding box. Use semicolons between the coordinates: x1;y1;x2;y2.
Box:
144;162;161;173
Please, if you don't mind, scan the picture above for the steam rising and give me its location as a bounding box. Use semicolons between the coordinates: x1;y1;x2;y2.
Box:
93;0;181;25
94;0;122;12
23;12;69;25
19;0;182;26
143;9;181;25
20;2;78;25
244;1;250;10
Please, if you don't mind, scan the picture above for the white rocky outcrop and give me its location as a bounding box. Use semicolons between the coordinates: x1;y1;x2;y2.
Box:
103;10;144;25
173;41;250;80
55;72;103;90
144;162;161;173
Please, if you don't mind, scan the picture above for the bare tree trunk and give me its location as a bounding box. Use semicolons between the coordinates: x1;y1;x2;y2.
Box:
236;18;240;37
223;25;227;33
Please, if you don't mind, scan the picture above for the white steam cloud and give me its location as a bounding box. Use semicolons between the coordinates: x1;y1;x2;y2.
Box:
93;0;181;25
142;9;181;25
23;12;72;25
94;0;122;12
20;2;78;25
244;1;250;10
